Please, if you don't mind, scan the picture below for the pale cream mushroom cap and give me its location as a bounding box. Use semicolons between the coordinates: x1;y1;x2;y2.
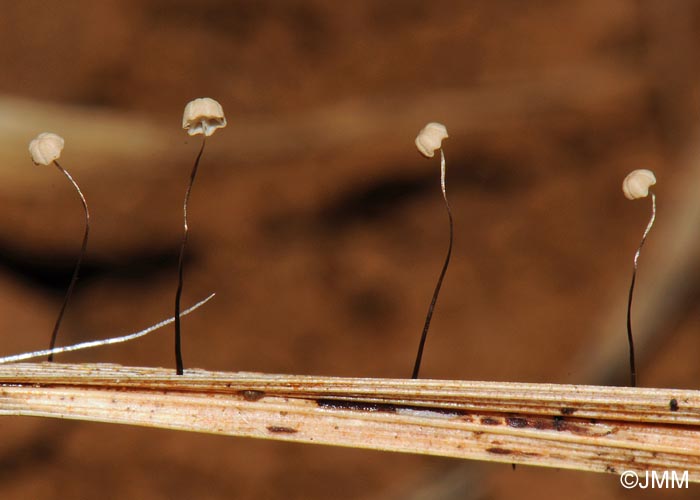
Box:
182;97;227;137
623;169;656;200
415;122;448;158
29;132;65;165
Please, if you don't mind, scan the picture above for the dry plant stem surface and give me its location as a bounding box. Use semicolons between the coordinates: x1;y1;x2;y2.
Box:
174;137;206;375
412;149;453;379
3;363;698;480
48;160;90;361
626;192;656;387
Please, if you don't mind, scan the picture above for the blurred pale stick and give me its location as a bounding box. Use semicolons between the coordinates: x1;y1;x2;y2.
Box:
1;66;639;182
0;364;698;481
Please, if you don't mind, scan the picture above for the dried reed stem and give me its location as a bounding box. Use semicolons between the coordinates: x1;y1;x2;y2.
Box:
0;363;698;480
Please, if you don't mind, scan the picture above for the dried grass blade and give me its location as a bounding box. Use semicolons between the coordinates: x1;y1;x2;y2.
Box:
0;363;698;480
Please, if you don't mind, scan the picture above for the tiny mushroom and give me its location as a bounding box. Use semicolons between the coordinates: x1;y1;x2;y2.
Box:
415;122;448;158
623;169;656;200
29;132;64;166
174;97;226;375
622;168;657;387
182;97;227;137
28;132;89;361
411;121;453;379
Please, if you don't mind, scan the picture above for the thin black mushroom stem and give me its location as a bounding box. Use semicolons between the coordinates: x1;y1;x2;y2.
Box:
174;137;206;375
175;97;227;375
48;161;90;361
412;122;451;379
28;133;90;361
622;169;657;388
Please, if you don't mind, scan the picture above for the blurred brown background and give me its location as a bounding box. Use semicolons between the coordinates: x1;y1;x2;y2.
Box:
1;1;699;498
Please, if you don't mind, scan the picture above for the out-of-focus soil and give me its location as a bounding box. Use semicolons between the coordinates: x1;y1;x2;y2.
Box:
1;2;699;499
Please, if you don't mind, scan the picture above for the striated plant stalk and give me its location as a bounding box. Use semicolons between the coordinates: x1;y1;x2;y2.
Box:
0;363;698;481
